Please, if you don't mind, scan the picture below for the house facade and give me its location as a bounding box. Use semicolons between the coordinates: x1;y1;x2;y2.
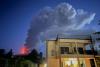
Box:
92;32;100;67
46;37;97;67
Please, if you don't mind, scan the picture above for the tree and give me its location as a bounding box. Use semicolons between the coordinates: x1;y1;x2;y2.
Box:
27;49;40;63
6;49;13;58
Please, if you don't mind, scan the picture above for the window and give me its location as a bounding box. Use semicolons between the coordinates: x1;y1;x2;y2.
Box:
90;59;95;67
51;50;55;56
60;47;69;54
78;47;84;54
74;47;84;54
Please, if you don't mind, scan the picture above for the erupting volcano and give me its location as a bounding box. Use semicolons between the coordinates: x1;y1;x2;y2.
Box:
20;45;29;55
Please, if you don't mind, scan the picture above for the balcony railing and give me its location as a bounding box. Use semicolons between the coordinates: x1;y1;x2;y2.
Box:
60;54;94;58
60;50;97;55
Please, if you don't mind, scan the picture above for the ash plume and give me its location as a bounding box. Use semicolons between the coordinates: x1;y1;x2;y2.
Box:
25;3;95;49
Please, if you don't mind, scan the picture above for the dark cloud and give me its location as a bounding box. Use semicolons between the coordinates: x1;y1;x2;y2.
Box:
25;3;95;49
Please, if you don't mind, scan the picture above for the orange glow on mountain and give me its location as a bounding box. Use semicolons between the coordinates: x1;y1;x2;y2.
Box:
20;46;29;55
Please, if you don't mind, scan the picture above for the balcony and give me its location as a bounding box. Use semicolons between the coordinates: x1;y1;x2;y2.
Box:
60;47;95;54
60;54;94;58
60;50;95;58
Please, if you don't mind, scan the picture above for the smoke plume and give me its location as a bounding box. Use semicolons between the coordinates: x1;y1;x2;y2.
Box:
25;3;95;49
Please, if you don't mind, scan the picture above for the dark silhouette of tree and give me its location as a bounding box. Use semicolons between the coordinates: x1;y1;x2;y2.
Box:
0;49;5;58
6;49;13;58
39;52;43;63
27;49;40;63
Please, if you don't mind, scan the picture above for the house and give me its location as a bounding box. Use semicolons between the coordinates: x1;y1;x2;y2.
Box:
0;49;43;67
46;35;97;67
92;32;100;67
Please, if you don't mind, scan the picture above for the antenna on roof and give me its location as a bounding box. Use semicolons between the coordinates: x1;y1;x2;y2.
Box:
56;34;59;41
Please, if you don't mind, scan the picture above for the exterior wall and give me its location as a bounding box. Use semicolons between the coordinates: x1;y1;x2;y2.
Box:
40;63;47;67
46;40;60;67
46;39;91;56
46;41;56;57
46;38;95;67
47;58;60;67
84;58;91;67
59;39;91;43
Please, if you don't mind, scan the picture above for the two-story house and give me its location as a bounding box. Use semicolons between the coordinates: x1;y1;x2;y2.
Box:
46;35;97;67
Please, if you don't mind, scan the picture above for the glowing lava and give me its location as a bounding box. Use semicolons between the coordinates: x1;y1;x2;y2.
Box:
20;46;29;55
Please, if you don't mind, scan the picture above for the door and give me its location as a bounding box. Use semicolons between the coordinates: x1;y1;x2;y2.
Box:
90;59;95;67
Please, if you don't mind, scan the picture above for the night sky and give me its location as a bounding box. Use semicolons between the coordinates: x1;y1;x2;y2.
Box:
0;0;100;54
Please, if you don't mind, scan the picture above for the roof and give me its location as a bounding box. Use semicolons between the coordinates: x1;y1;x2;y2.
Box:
58;34;91;40
46;34;91;42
